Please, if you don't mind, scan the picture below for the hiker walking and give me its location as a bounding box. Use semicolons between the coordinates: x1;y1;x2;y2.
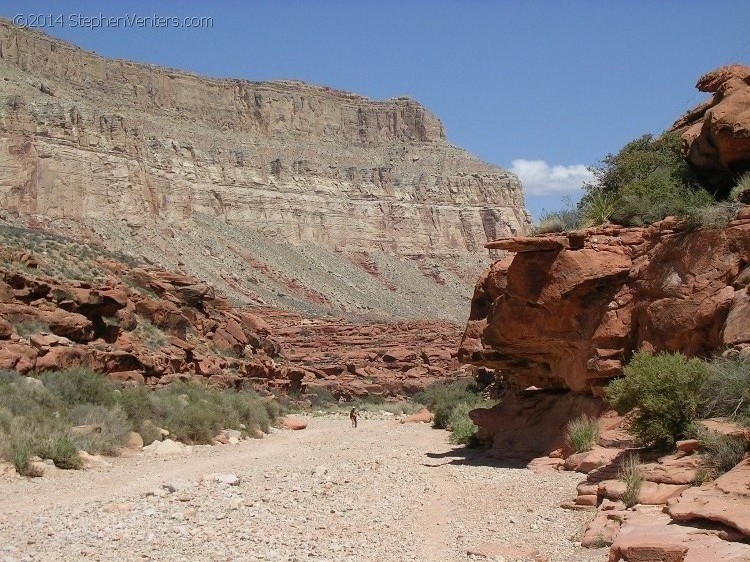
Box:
349;406;359;428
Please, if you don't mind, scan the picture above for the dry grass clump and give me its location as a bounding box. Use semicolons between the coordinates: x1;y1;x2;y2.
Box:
566;414;600;453
619;453;644;508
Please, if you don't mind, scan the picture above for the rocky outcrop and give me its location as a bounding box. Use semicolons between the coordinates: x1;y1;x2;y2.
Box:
527;414;750;561
460;214;750;394
672;64;750;195
667;457;750;536
0;20;529;319
0;223;461;397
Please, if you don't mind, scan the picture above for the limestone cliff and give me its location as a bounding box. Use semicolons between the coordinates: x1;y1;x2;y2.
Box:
0;20;529;320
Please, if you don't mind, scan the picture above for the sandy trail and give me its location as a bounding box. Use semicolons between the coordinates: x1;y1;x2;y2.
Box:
0;415;604;562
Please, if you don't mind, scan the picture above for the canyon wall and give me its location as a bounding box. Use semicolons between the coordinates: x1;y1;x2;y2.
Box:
0;20;528;298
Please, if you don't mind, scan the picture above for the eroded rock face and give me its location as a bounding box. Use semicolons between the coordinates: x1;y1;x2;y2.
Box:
0;234;461;397
460;218;750;394
671;64;750;194
0;20;528;270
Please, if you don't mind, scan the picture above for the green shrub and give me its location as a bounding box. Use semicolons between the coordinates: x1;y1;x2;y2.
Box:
447;401;479;445
580;132;716;227
606;351;708;449
685;423;747;479
307;386;336;407
1;413;81;472
609;175;714;227
0;368;277;472
12;319;50;337
566;414;600;453
415;379;481;429
699;357;750;420
0;422;34;474
0;371;22;385
40;368;117;407
358;393;385;405
619;453;644;508
148;382;273;444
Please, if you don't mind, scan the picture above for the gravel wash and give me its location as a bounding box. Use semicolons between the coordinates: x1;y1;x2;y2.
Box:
0;415;606;562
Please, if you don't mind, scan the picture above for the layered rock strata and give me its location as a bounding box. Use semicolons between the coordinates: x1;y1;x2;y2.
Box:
0;20;529;318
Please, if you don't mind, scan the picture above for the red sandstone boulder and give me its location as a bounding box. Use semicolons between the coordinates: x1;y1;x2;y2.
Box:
470;390;604;459
671;65;750;194
36;308;94;341
666;457;750;537
0;316;12;339
565;446;623;473
0;342;37;372
610;506;750;562
280;416;307;430
400;408;433;424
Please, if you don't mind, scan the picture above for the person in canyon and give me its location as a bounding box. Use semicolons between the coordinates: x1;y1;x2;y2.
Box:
350;407;359;428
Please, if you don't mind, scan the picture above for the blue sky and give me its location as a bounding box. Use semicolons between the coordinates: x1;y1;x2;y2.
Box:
2;1;749;219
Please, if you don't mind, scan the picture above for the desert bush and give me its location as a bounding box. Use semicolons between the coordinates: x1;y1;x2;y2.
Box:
566;414;600;453
699;357;750;420
619;453;644;508
12;319;50;337
40;368;117;407
134;316;166;350
306;386;337;407
606;351;708;449
686;202;740;229
0;368;277;473
68;404;131;456
358;393;385;405
0;370;22;385
220;389;272;434
1;412;81;472
580;132;716;227
579;188;618;227
415;379;481;429
685;423;747;480
148;381;273;444
447;401;480;445
609;175;714;227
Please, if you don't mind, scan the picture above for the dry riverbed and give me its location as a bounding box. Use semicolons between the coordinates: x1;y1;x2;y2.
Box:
0;414;605;562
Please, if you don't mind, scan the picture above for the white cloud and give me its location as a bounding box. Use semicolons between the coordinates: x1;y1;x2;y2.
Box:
509;159;595;196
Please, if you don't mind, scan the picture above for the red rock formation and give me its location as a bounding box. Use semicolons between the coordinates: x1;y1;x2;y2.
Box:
671;64;750;194
259;308;462;400
0;235;460;397
460;216;750;395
